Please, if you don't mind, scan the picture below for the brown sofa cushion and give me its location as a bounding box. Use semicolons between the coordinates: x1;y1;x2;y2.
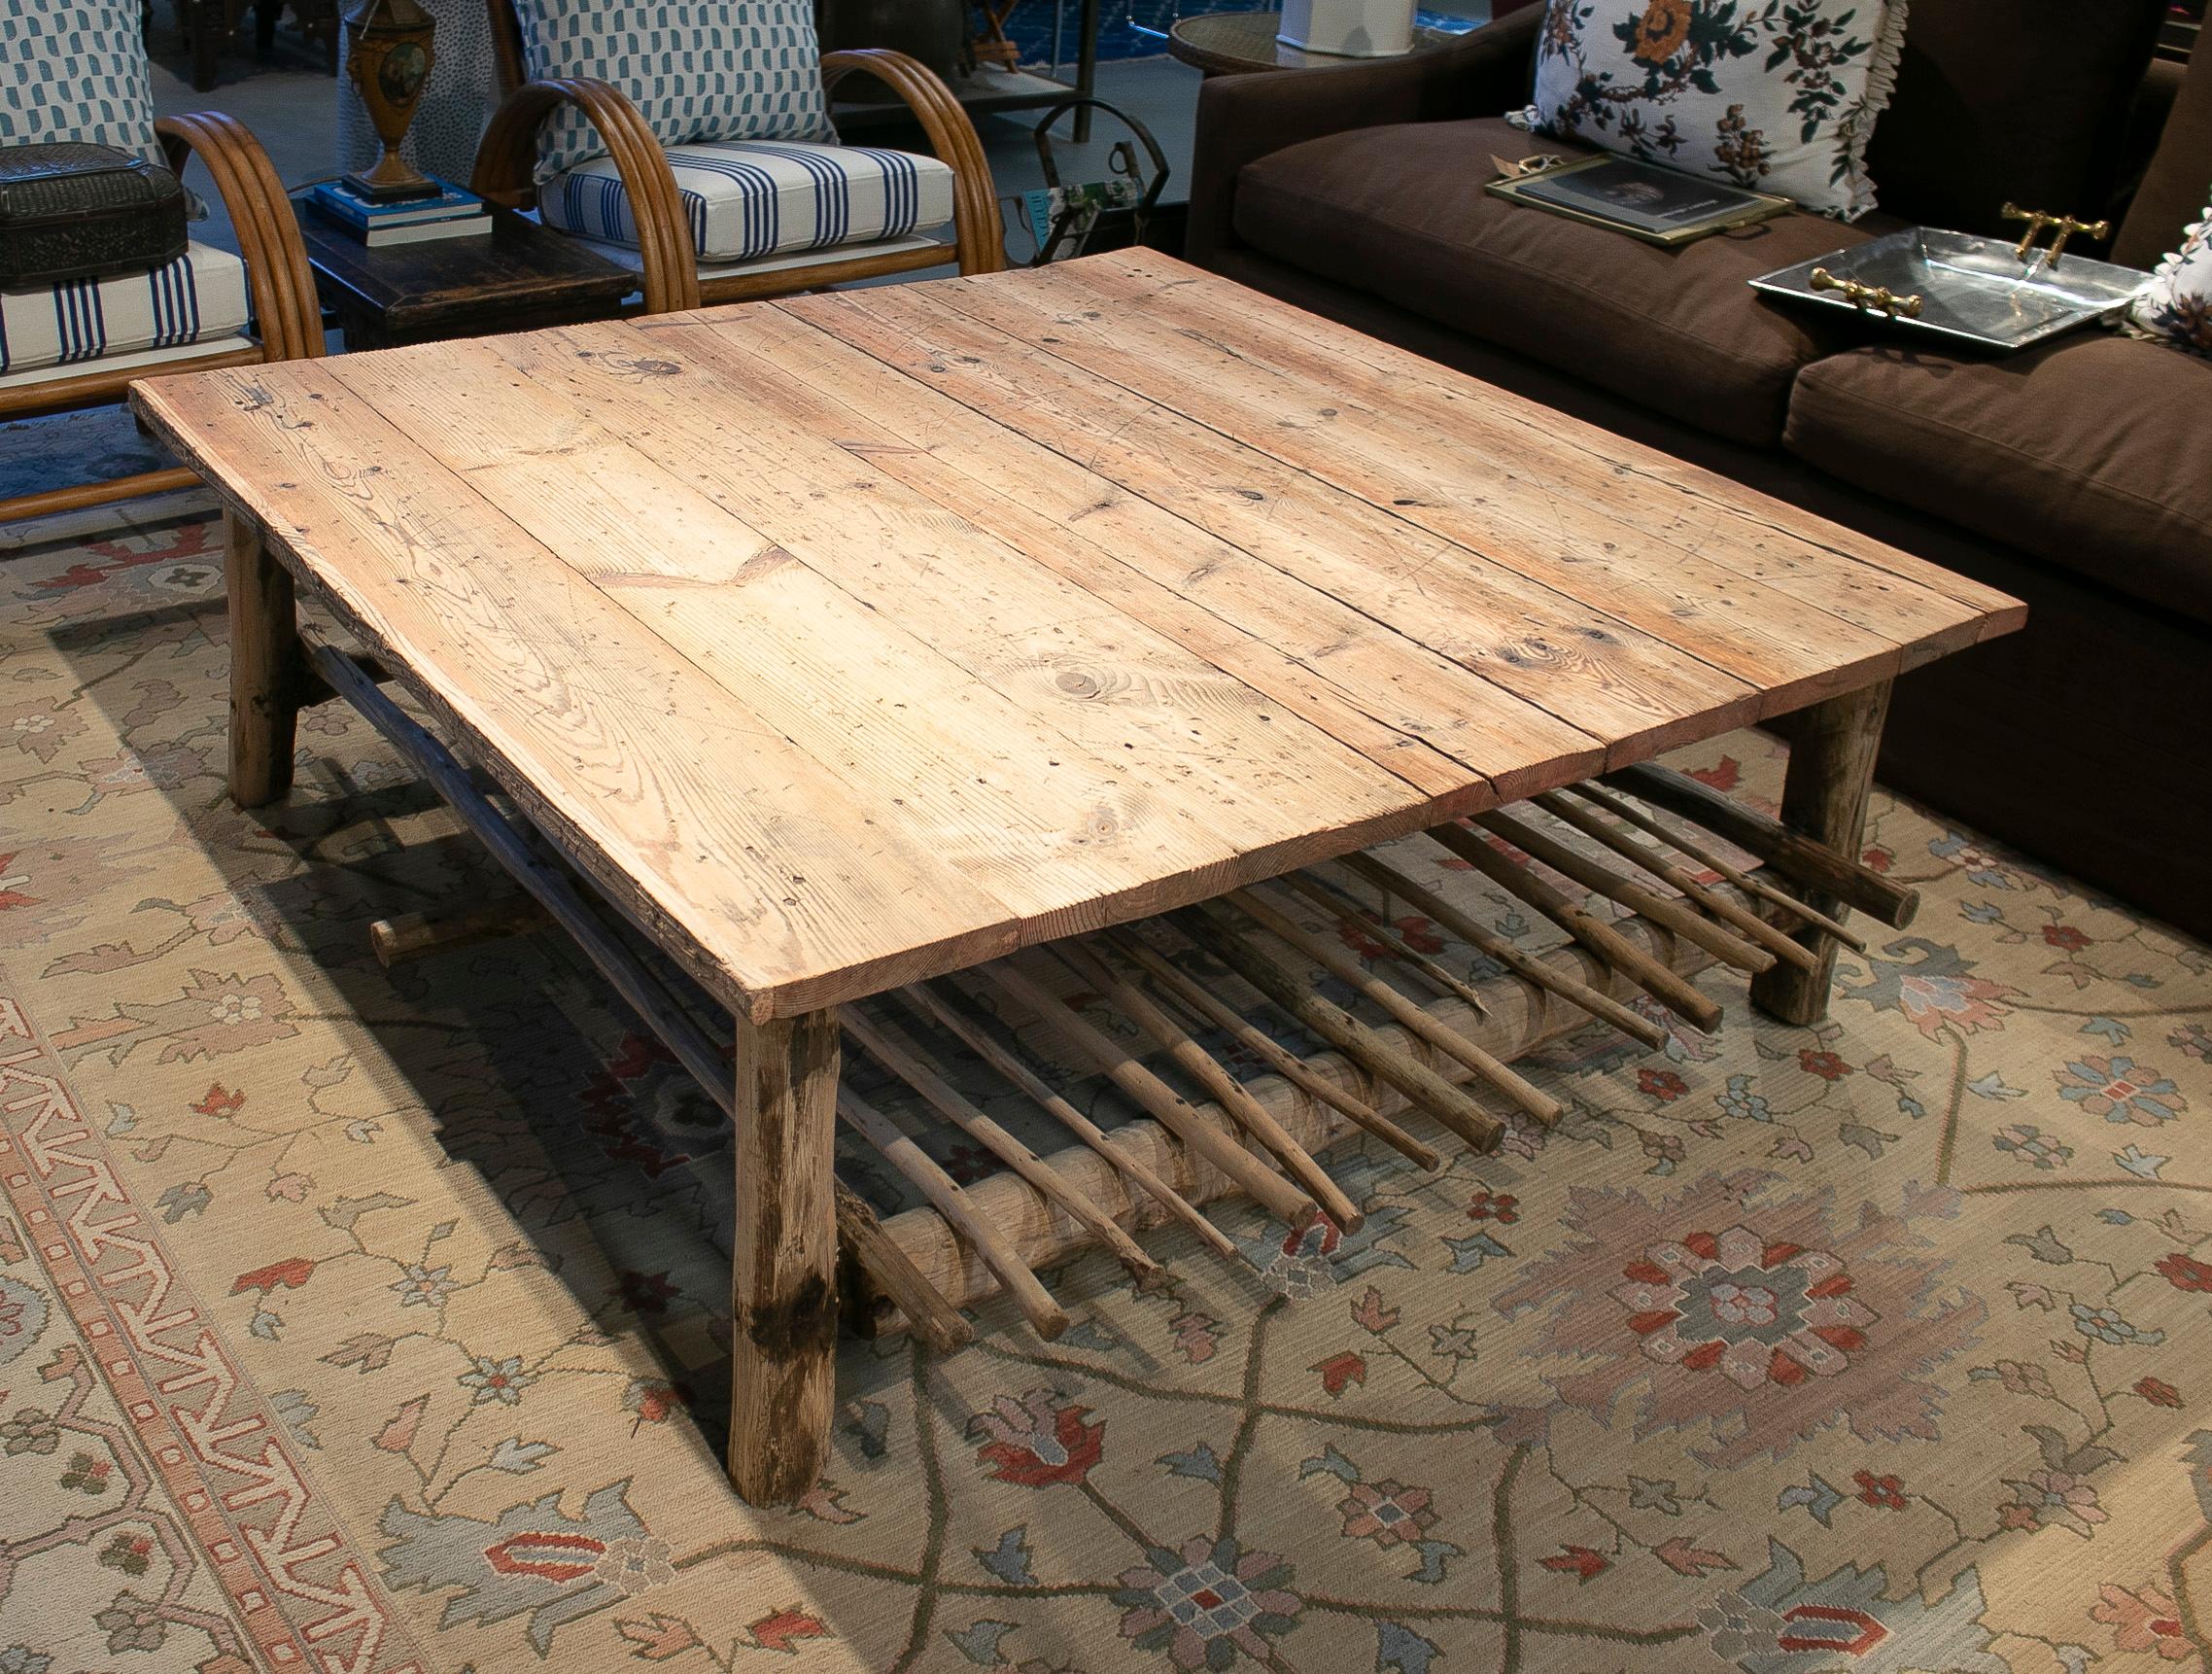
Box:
2116;41;2212;269
1232;118;1884;447
1867;0;2164;238
1786;336;2212;624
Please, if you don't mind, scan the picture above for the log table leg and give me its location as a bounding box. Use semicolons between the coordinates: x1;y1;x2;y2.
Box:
1749;679;1893;1027
224;510;299;808
729;1008;842;1505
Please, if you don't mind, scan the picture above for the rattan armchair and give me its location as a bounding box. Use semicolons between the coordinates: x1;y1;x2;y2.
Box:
470;0;1003;315
0;111;324;527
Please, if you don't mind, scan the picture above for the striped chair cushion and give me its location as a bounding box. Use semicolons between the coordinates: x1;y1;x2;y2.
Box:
512;0;834;184
541;140;953;263
0;243;249;376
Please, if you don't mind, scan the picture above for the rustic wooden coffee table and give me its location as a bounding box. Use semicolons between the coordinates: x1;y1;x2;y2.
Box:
134;250;2022;1506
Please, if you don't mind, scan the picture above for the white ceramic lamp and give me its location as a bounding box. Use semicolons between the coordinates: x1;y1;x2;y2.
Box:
1277;0;1416;57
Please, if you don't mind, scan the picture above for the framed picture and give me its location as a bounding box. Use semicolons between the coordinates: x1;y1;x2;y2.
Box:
1488;155;1794;248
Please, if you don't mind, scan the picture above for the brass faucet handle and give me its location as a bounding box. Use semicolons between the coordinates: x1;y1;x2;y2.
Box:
1809;267;1922;319
2042;214;2113;265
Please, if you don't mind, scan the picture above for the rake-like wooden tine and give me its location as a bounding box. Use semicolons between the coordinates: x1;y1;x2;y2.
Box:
836;1182;975;1353
1603;760;1918;928
837;1088;1070;1341
896;982;1245;1266
1335;852;1670;1051
1531;792;1819;972
1227;887;1563;1128
975;956;1319;1227
840;1006;1166;1290
1278;870;1490;1015
1426;822;1724;1031
1054;941;1365;1231
1173;900;1505;1153
1469;810;1776;977
1563;782;1867;952
1103;929;1442;1171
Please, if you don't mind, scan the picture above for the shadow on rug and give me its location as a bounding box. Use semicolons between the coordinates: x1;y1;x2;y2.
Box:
2;501;2208;1672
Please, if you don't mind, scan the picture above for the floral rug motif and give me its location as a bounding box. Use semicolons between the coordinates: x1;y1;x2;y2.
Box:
1;500;2209;1672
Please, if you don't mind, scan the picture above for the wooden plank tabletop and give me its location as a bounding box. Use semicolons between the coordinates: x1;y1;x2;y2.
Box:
133;250;2024;1022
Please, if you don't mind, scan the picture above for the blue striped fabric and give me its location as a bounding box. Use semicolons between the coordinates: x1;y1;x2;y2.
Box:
0;244;245;377
541;139;951;263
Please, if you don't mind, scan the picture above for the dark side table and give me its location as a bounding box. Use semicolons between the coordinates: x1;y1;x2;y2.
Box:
1166;9;1463;75
295;202;638;351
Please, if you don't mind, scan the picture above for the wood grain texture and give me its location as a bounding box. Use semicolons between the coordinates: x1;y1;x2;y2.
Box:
139;254;2020;1018
223;510;297;808
730;1009;841;1504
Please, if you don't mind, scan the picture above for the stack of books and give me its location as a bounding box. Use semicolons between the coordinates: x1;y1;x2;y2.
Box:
308;178;491;248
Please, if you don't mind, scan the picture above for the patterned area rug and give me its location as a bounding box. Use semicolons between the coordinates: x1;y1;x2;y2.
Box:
2;500;2209;1674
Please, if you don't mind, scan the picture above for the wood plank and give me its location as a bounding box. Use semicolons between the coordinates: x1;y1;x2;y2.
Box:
477;321;1445;873
1078;251;2028;645
938;262;1928;691
324;343;1265;941
642;306;1604;805
134;362;1023;1021
778;285;1770;761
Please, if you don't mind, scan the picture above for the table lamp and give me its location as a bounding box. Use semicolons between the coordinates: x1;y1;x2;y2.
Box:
342;0;440;202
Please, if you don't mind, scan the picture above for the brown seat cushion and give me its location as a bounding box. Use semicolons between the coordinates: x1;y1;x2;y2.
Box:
1786;335;2212;624
1867;0;2165;239
1232;118;1886;448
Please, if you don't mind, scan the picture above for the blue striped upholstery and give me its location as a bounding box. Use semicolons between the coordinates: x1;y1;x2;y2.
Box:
0;243;249;376
512;0;834;184
541;140;953;263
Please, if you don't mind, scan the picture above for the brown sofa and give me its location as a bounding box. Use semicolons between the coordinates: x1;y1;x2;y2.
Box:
1187;2;2212;940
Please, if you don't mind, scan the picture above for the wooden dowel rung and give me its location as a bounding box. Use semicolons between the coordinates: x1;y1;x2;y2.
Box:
974;958;1317;1227
1469;810;1775;976
1054;940;1365;1231
1603;760;1918;928
1102;930;1442;1171
1531;792;1820;973
1227;886;1562;1128
1563;782;1867;952
1173;899;1506;1153
836;1181;974;1353
840;1006;1165;1288
1276;870;1488;1014
837;1089;1070;1340
895;982;1243;1265
1335;851;1669;1050
1427;820;1724;1031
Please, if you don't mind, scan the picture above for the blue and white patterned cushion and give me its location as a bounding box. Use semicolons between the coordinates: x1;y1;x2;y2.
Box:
0;0;160;164
0;243;249;376
512;0;835;185
542;139;952;263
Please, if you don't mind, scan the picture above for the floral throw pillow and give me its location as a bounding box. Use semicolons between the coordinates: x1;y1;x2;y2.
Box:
2127;208;2212;357
1523;0;1911;220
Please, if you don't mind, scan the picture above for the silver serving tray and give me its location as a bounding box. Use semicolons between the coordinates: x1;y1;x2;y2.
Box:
1751;227;2149;351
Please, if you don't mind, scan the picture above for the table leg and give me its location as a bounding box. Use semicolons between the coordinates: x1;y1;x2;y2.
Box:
224;510;299;808
729;1008;842;1505
1749;678;1893;1027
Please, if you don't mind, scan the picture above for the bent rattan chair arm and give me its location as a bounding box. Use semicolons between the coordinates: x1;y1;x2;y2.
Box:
820;50;1006;276
156;112;326;364
472;78;703;315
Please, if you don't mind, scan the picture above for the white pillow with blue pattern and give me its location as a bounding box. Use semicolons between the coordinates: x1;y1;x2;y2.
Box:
2127;203;2212;357
513;0;836;185
0;0;162;165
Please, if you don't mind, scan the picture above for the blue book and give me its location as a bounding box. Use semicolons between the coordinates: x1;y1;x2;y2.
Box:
311;177;485;230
